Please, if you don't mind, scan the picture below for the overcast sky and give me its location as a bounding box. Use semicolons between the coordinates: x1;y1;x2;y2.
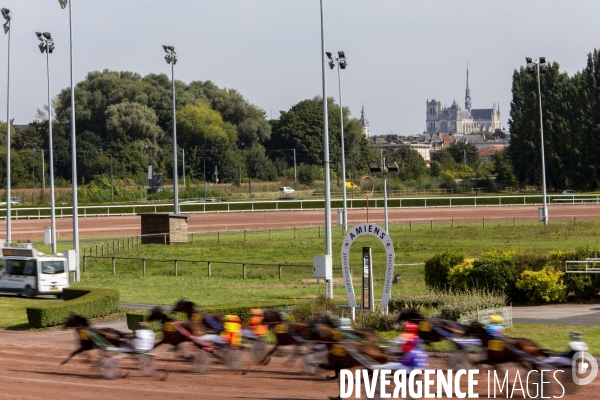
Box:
0;1;599;137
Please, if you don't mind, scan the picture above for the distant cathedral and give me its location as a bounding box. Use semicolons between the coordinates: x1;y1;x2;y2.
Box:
359;104;370;137
425;68;502;134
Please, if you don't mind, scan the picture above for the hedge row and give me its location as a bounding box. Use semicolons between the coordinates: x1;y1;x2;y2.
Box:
26;287;121;328
389;290;507;321
425;247;600;303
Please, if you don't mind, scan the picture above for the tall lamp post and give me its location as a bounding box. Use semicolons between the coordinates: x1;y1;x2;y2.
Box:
36;31;57;254
526;57;549;225
2;8;11;243
326;50;348;231
107;153;113;202
319;0;333;299
59;0;80;279
162;45;179;214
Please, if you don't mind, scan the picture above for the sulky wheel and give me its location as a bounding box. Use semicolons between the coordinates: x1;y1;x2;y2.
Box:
226;348;245;371
450;351;471;372
193;350;210;375
99;356;119;380
251;340;267;364
139;354;156;377
302;353;319;375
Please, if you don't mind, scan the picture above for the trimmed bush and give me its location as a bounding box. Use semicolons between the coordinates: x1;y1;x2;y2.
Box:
516;267;566;303
424;250;466;290
26;288;120;328
469;252;517;295
448;258;475;291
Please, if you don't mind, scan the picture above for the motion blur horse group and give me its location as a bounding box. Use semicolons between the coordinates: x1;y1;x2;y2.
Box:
59;304;580;398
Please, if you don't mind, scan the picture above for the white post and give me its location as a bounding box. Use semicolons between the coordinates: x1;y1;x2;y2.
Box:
320;0;333;299
5;17;11;243
537;60;548;226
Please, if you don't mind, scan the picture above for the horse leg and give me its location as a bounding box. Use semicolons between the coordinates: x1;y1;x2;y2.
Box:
60;346;86;365
259;343;278;365
285;345;303;365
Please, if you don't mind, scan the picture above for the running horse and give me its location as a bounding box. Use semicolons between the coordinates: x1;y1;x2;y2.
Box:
466;320;547;368
314;325;388;380
397;308;470;345
147;307;207;351
60;314;127;365
258;310;331;366
171;300;225;334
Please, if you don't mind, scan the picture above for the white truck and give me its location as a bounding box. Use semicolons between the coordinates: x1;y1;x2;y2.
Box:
0;243;70;298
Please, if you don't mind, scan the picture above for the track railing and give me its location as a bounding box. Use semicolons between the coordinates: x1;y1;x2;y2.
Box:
1;193;599;220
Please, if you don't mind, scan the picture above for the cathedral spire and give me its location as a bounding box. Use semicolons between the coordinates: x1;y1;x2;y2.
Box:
465;63;472;112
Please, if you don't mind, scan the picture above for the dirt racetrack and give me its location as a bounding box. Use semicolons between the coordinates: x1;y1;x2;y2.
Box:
0;328;597;399
7;204;600;241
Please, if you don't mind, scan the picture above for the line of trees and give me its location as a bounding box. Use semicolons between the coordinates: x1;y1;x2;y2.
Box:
508;49;600;191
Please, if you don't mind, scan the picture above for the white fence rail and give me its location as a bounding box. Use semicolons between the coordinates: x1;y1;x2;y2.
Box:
459;306;513;329
0;193;597;220
565;258;600;274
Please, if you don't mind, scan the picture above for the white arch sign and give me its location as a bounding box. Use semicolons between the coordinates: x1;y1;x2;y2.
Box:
340;223;395;309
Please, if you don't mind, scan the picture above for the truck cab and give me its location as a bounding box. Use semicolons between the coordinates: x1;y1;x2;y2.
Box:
0;243;69;298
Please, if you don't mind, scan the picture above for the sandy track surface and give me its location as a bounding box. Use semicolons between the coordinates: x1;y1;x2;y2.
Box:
0;328;598;399
8;204;600;241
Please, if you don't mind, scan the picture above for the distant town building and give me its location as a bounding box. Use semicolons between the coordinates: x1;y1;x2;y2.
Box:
425;67;503;134
359;104;370;137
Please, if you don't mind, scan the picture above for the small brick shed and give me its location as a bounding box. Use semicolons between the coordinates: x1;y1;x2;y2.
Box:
139;213;190;245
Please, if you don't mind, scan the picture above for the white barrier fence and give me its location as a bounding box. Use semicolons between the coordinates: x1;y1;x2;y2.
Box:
0;193;598;220
459;306;513;329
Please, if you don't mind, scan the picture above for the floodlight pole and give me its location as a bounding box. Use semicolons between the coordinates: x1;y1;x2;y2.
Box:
335;57;348;232
320;0;333;299
536;60;548;226
4;13;11;244
59;0;80;279
170;56;178;214
44;39;57;255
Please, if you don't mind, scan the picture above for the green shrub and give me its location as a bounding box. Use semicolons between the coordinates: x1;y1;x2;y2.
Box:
516;267;566;303
424;250;466;290
448;258;475;291
26;288;120;328
512;251;549;274
469;252;516;295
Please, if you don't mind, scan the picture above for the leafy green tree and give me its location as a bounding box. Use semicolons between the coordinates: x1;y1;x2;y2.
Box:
447;141;478;167
492;149;516;188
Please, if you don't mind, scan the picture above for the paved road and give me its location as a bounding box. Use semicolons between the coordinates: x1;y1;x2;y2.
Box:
512;304;600;326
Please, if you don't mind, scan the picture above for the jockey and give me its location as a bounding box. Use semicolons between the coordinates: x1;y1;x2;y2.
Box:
399;322;419;352
221;315;242;346
485;315;505;338
247;309;269;336
132;321;155;352
400;337;429;369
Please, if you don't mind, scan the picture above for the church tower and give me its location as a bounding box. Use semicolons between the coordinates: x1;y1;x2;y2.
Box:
465;65;472;113
359;104;370;137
